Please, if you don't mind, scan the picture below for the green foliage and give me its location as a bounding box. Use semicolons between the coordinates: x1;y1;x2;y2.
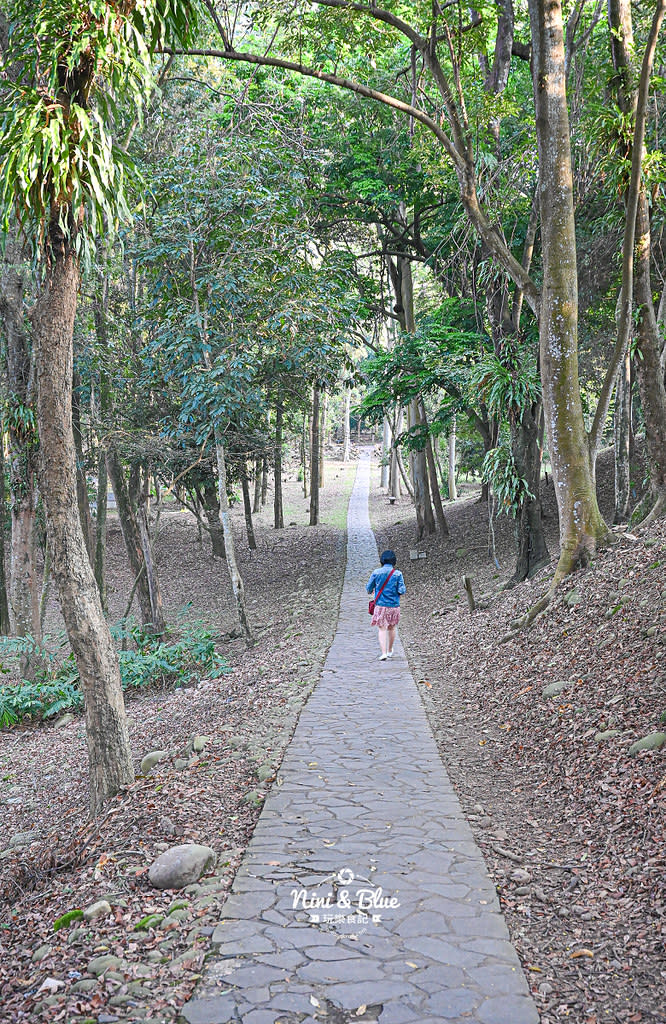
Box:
112;621;229;691
0;0;198;254
471;344;540;421
482;443;533;518
0;622;228;728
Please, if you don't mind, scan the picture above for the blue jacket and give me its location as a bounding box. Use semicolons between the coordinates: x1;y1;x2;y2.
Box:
366;566;406;608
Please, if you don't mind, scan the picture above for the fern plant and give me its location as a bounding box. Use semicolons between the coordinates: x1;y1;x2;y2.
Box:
0;622;228;728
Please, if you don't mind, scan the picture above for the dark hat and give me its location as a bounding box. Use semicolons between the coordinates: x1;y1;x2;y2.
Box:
380;549;397;565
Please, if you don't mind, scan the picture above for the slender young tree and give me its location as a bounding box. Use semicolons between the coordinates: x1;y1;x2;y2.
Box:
0;0;195;814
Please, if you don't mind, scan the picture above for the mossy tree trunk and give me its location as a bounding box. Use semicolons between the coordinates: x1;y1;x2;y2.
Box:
32;225;133;816
528;0;609;575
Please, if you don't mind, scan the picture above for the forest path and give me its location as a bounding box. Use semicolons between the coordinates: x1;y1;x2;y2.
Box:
180;450;539;1024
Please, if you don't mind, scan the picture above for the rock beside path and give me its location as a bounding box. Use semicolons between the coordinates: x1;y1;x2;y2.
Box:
148;844;216;890
140;750;168;775
628;731;666;756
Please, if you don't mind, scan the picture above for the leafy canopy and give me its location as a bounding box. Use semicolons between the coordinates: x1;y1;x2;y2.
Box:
0;0;198;253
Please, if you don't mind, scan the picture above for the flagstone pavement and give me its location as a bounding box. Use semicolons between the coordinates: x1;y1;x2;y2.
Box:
179;450;540;1024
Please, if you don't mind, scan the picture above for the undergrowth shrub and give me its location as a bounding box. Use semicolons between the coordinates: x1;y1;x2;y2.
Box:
0;621;228;728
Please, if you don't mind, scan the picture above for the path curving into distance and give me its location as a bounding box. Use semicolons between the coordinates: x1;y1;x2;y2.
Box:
181;449;539;1024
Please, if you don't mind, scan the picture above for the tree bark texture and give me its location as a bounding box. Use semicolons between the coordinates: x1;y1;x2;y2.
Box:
319;390;327;489
136;498;165;634
419;401;448;535
200;476;225;558
32;233;132;816
214;433;253;646
613;349;632;523
240;462;257;550
310;387;321;526
400;258;435;539
408;399;435;541
634;191;666;512
595;0;666;473
72;372;94;561
92;282;110;608
448;417;458;501
301;416;309;497
106;449;164;630
0;235;41;652
274;403;284;529
381;416;390;488
94;452;108;610
261;455;268;506
0;439;11;635
528;0;608;572
511;406;550;581
343;391;352;463
253;457;262;513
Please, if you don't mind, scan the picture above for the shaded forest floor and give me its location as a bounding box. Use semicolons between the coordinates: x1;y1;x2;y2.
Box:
372;447;665;1024
0;447;664;1024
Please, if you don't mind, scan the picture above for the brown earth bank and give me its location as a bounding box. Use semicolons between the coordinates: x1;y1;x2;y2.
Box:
0;446;663;1024
371;448;665;1024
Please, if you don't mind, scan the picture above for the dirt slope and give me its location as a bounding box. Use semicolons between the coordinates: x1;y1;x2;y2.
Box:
371;450;665;1024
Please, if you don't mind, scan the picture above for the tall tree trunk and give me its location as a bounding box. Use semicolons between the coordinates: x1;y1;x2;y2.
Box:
606;0;666;521
310;386;321;526
274;402;284;529
419;399;448;535
72;371;94;561
240;461;257;550
301;415;309;497
214;432;253;646
0;437;11;635
200;477;225;558
528;0;608;575
0;233;41;656
94;453;108;612
92;281;110;608
261;455;268;506
614;348;632;523
408;399;435;540
448;416;458;501
8;450;39;645
106;449;162;629
511;405;550;582
343;391;352;463
389;409;403;499
381;416;390;488
319;389;327;489
32;230;132;816
402;259;435;540
253;457;262;513
633;191;666;516
136;496;165;634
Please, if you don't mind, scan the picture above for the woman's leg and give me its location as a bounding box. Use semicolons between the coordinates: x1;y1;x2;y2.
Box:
387;625;397;654
377;626;388;657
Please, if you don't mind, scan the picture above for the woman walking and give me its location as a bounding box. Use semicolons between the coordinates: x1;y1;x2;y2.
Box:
366;549;406;661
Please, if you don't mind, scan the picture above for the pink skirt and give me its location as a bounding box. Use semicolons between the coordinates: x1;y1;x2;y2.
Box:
371;605;401;628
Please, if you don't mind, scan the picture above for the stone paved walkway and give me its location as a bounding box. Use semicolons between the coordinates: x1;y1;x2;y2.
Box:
180;451;539;1024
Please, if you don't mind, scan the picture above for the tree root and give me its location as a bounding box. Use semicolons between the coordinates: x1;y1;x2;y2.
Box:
635;492;666;531
510;583;556;631
509;550;576;632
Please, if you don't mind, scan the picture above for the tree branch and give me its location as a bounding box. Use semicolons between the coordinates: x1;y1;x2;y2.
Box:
589;0;666;453
165;46;467;174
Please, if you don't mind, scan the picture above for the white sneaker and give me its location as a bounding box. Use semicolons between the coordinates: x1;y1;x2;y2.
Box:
387;651;394;659
379;653;388;661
